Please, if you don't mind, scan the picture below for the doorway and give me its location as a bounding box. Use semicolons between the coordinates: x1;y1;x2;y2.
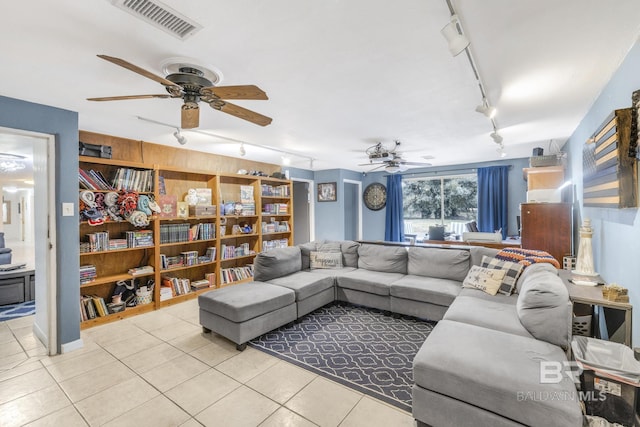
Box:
292;179;314;245
343;180;362;240
0;128;57;354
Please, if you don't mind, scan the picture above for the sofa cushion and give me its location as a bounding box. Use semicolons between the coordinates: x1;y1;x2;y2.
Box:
340;240;360;267
253;246;301;282
443;295;534;338
469;246;500;267
198;282;295;323
317;241;342;253
457;287;517;305
306;267;356;277
413;320;583;427
515;262;559;294
267;271;335;301
310;251;343;269
390;275;461;307
407;247;470;281
462;265;506;295
481;255;524;295
517;267;572;349
337;269;404;296
357;244;407;274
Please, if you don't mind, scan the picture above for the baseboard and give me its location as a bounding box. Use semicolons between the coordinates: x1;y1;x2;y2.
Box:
61;338;84;354
32;321;48;351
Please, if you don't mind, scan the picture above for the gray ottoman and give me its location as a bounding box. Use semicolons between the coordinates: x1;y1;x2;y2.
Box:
198;281;296;350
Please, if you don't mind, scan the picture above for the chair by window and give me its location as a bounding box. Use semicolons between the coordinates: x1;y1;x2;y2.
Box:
428;226;445;241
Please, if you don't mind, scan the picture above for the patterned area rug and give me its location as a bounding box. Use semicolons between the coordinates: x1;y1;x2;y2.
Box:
249;302;436;412
0;300;35;322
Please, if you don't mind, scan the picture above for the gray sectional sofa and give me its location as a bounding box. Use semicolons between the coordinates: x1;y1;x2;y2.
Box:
198;240;584;426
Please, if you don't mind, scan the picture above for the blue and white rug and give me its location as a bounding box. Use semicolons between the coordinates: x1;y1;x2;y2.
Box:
0;300;35;322
249;302;436;412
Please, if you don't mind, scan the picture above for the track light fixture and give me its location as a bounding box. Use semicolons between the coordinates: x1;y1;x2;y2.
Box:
441;14;469;57
239;143;246;157
490;131;503;145
496;143;507;158
173;128;187;145
475;101;496;119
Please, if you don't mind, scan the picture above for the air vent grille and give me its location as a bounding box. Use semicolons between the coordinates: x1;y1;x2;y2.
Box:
112;0;202;40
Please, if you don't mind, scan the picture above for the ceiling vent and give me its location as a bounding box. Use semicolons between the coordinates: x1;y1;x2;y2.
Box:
111;0;202;40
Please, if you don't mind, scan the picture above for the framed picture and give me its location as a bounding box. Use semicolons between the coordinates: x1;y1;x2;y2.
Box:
317;182;337;202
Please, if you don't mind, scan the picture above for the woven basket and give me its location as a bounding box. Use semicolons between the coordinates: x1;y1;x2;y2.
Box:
135;290;153;305
529;154;562;167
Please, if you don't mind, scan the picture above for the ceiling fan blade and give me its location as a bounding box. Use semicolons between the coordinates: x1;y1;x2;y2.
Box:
367;164;386;172
97;54;179;88
400;161;433;166
87;94;171;101
181;105;200;129
201;85;268;100
211;101;272;126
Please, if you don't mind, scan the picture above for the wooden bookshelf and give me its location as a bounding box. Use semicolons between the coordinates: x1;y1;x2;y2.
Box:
78;131;294;328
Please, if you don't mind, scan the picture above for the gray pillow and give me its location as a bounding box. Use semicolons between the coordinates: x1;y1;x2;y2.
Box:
516;268;572;349
253;246;302;282
469;246;500;267
340;240;360;267
515;262;558;294
357;244;407;274
408;247;470;281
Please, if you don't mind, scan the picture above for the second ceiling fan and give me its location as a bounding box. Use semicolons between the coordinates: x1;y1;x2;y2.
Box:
87;54;272;129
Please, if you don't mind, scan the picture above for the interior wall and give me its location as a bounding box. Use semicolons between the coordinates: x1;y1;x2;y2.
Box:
1;191;21;240
313;169;362;241
361;158;529;241
564;38;640;346
0;95;79;353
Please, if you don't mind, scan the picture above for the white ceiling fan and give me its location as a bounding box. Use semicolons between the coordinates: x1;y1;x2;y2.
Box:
358;140;432;173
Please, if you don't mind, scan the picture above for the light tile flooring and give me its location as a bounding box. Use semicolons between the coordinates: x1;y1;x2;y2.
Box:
0;298;416;427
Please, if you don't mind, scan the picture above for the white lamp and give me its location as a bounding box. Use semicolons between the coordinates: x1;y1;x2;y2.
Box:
441;15;469;57
573;219;598;276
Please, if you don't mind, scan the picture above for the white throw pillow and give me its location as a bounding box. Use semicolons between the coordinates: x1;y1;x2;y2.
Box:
310;251;343;269
462;265;507;296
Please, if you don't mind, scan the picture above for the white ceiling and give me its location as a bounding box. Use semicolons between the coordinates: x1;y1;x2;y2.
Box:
1;0;639;173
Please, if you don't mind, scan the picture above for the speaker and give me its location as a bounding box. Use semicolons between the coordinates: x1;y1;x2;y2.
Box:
532;147;544;156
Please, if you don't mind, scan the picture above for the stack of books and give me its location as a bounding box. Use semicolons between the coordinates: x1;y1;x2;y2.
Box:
80;265;97;284
111;167;154;192
87;231;109;252
221;265;254;284
125;230;153;247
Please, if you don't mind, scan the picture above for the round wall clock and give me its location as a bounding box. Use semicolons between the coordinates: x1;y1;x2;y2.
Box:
363;183;387;210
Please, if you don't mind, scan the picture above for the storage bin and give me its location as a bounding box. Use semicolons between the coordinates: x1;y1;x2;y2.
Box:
573;303;593;337
135;289;153;305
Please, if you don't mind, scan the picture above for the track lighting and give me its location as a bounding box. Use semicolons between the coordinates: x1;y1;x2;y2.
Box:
441;14;469;57
475;102;496;119
490;131;503;145
173;128;187;145
239;143;246;157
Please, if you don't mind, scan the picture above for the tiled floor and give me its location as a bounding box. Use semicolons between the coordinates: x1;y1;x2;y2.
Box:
0;299;416;426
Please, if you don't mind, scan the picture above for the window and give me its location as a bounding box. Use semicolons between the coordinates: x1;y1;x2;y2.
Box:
402;175;477;240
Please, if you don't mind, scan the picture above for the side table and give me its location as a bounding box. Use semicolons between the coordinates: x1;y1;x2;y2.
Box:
559;270;632;347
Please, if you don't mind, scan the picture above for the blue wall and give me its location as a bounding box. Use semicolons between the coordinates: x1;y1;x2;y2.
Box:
564;39;640;346
0;95;79;352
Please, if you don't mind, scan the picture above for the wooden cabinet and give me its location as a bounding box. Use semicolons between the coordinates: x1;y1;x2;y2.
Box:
520;203;572;263
79;154;293;328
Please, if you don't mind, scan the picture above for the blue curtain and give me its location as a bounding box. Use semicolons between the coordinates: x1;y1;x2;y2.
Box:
384;174;404;242
477;166;508;240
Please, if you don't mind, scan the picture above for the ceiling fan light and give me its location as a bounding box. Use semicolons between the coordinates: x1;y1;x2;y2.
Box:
441;15;469;57
173;128;187;145
385;164;401;173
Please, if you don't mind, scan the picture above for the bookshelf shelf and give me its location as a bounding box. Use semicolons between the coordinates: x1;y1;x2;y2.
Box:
159;216;217;222
220;254;257;262
80;303;155;330
160;260;216;273
159;286;214;307
80;246;154;256
262;231;292;236
220;215;259;219
80;271;156;288
220;233;258;240
220;277;253;287
159;238;217;248
261;195;291;200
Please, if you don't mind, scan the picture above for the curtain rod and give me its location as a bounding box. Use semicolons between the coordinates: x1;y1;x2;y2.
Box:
383;164;513;178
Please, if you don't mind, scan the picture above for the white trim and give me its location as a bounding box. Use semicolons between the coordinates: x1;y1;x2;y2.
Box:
292;178;315;242
60;338;84;354
343;179;363;240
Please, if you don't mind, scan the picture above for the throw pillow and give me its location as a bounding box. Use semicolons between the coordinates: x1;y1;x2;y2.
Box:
310;251;343;269
462;265;506;296
481;255;524;295
496;247;560;269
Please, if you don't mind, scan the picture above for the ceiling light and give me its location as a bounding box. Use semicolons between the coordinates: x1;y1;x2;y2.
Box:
281;156;291;166
0;153;26;173
475;103;496;119
385;164;401;173
239;143;246;157
441;15;469;57
490;131;503;145
173;128;187;145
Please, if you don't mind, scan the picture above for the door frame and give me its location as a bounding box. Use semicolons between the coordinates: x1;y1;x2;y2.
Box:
292;178;315;242
343;179;362;240
0;126;57;354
